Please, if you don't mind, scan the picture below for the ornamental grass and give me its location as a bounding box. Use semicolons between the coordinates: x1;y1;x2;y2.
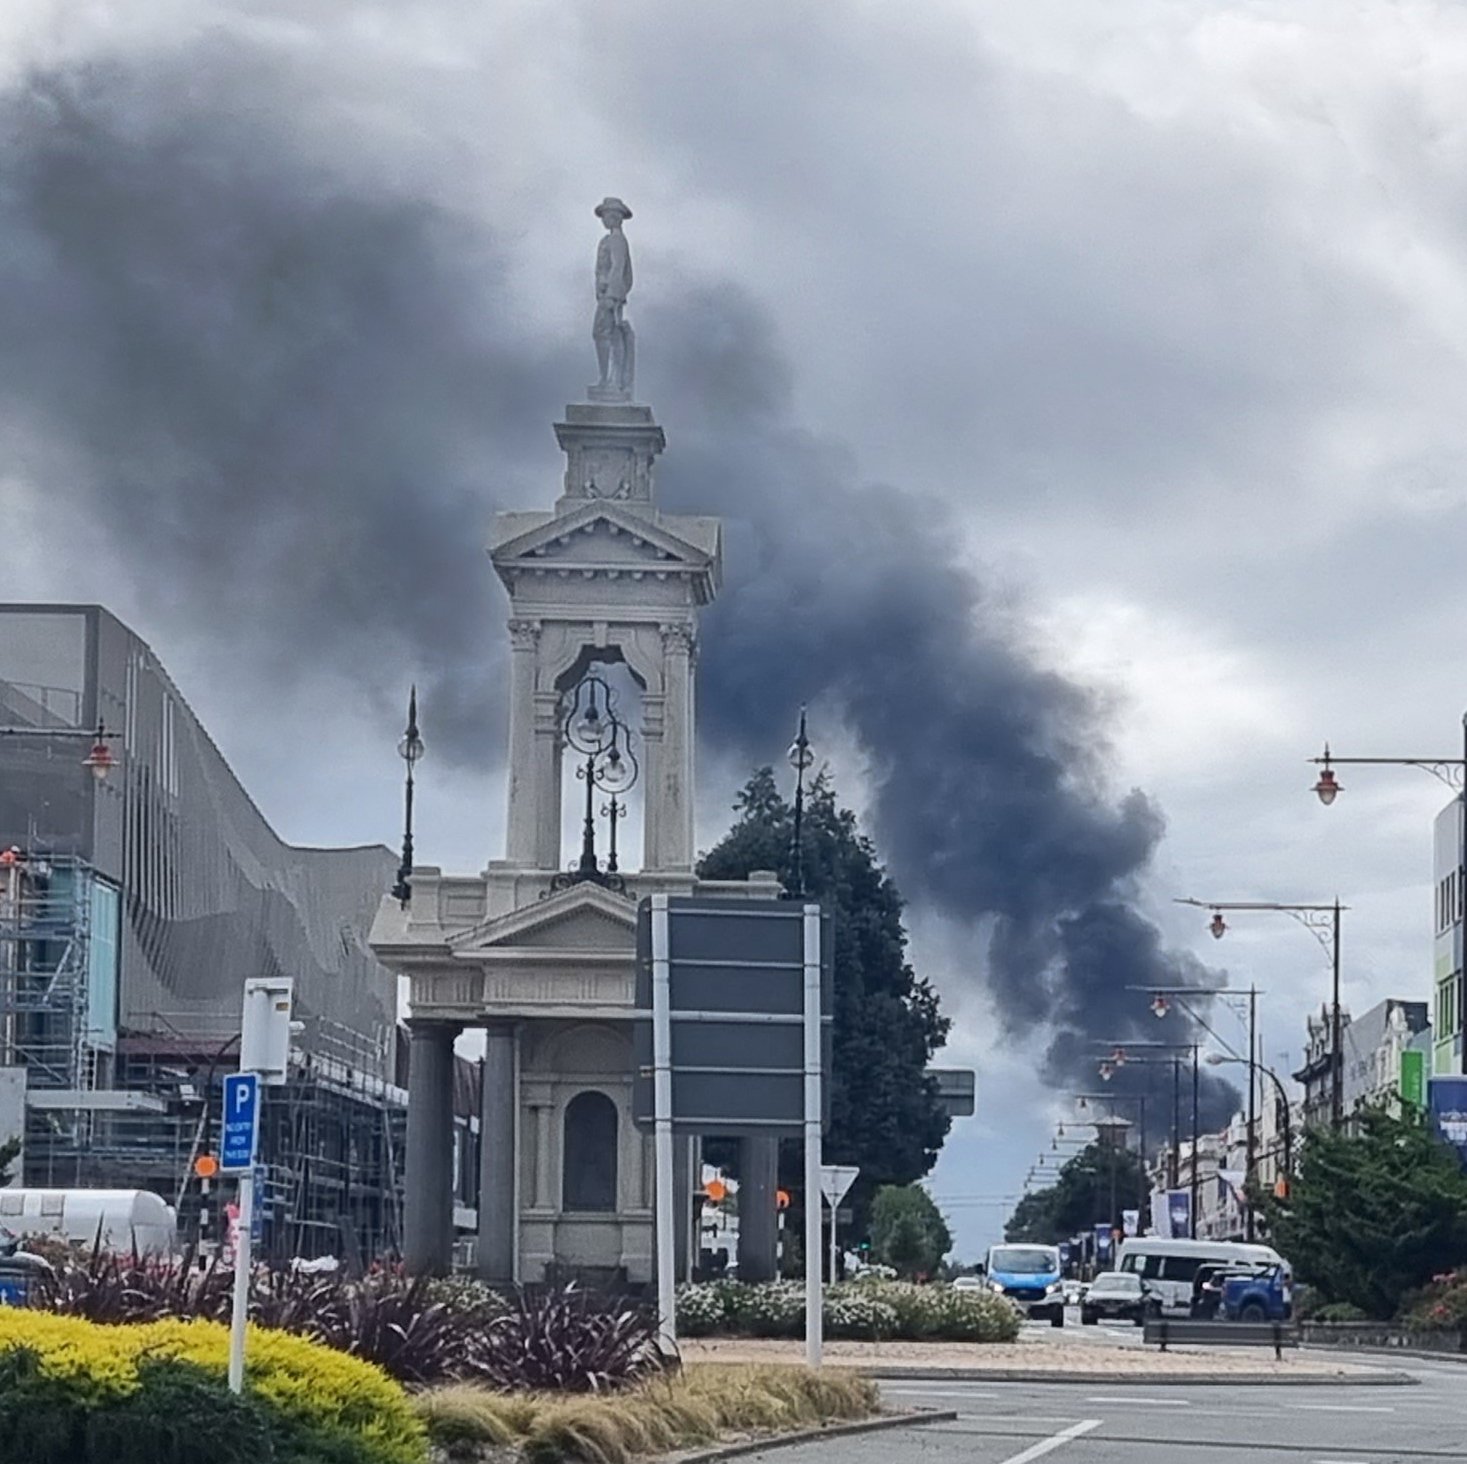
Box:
414;1363;879;1463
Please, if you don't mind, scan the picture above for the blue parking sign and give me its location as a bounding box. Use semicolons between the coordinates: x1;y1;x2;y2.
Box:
221;1073;260;1173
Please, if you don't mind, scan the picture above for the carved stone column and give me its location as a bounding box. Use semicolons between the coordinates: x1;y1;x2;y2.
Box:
648;622;695;872
504;619;544;866
404;1020;459;1276
533;1102;554;1209
478;1022;519;1282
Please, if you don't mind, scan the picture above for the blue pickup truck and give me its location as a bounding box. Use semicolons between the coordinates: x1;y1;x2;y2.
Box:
1221;1263;1292;1323
983;1243;1066;1328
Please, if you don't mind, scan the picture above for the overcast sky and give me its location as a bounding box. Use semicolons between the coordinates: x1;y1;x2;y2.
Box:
5;1;1467;1257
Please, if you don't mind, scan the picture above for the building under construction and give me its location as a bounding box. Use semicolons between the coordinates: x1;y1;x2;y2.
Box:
0;604;413;1262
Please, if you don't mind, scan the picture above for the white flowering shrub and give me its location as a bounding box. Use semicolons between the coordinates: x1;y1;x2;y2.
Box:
675;1281;730;1337
928;1285;1023;1342
823;1287;899;1340
672;1280;1020;1342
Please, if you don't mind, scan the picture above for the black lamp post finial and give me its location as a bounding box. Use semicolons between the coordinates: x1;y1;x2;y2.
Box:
393;685;424;906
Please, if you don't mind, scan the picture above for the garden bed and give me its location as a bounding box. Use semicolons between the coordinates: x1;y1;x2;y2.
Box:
676;1280;1021;1343
0;1308;429;1464
414;1363;880;1463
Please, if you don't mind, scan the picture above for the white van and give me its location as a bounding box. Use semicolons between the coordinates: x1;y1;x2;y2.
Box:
1115;1238;1285;1316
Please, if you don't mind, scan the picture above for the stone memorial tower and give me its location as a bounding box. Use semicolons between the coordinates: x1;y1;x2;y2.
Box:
372;200;770;1282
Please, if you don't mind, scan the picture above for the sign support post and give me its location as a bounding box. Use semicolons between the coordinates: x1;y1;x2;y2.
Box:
819;1165;859;1286
803;903;823;1368
220;1071;261;1395
227;1169;254;1393
650;893;677;1355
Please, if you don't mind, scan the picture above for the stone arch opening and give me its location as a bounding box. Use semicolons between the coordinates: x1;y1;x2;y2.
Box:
562;1089;619;1212
557;659;644;876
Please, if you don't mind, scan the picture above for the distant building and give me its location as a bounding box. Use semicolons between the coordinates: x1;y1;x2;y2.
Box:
1294;997;1430;1133
0;604;404;1260
1433;801;1463;1076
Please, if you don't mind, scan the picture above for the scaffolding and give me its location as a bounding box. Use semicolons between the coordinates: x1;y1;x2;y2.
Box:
0;851;407;1263
0;853;94;1090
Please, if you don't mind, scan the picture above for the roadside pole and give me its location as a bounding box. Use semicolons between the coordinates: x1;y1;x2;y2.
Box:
220;1071;260;1394
829;1190;838;1285
650;894;677;1355
803;903;823;1369
224;977;295;1395
227;1168;254;1391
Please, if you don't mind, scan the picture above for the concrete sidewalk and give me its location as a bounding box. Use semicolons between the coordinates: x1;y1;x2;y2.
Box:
680;1336;1411;1384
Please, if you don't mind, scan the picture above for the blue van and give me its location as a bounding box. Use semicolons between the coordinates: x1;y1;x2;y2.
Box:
983;1243;1066;1327
0;1251;53;1307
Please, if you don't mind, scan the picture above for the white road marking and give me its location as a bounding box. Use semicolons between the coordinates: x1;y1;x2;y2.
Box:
1084;1396;1190;1406
998;1419;1102;1464
1288;1403;1394;1413
877;1388;999;1400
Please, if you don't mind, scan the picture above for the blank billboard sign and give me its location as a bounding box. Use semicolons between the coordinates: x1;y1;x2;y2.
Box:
632;897;833;1135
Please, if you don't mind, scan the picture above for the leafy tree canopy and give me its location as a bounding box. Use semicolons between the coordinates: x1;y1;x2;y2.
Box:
1261;1107;1467;1320
698;769;951;1236
869;1184;952;1278
1004;1142;1149;1244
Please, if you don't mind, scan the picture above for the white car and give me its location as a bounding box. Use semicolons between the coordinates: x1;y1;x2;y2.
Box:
951;1275;987;1292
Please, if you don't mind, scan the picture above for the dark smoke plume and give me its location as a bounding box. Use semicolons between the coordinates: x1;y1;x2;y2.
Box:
0;39;1235;1120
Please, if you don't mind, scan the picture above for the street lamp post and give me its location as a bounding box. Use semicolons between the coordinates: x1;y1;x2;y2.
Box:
1132;982;1262;1238
786;708;813;900
1177;897;1346;1130
552;674;640;894
1208;1053;1293;1195
1093;1042;1200;1237
1070;1093;1148;1229
392;688;424;906
1310;725;1467;1077
0;721;121;781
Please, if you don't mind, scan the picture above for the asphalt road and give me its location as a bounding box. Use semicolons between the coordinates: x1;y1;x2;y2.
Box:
735;1346;1465;1464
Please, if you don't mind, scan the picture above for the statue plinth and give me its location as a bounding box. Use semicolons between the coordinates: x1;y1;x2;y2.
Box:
587;384;634;406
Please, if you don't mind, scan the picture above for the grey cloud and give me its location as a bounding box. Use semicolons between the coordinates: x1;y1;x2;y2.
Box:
0;17;1235;1111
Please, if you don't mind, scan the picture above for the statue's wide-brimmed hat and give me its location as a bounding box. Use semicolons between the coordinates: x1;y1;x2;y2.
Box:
594;196;632;220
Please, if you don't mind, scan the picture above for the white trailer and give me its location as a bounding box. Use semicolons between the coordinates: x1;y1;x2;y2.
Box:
0;1189;178;1257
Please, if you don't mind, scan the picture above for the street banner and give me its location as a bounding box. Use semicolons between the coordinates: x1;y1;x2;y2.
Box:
1122;1209;1139;1237
1093;1222;1113;1264
1149;1191;1170;1239
1429;1077;1467;1168
1167;1189;1191;1238
1401;1049;1426;1112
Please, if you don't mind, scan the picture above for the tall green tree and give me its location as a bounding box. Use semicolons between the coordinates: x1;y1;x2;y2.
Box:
1003;1142;1149;1244
869;1184;952;1278
698;769;951;1237
1261;1107;1467;1320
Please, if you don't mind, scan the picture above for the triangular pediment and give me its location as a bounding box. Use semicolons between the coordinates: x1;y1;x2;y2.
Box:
491;503;718;573
448;881;637;959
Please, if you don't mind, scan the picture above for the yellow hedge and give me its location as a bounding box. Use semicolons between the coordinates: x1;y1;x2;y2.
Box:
0;1310;428;1464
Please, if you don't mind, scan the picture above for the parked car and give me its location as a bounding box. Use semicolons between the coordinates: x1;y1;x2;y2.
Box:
1221;1263;1292;1323
1079;1270;1161;1326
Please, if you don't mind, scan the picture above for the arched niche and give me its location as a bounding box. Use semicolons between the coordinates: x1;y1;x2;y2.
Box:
562;1089;619;1212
